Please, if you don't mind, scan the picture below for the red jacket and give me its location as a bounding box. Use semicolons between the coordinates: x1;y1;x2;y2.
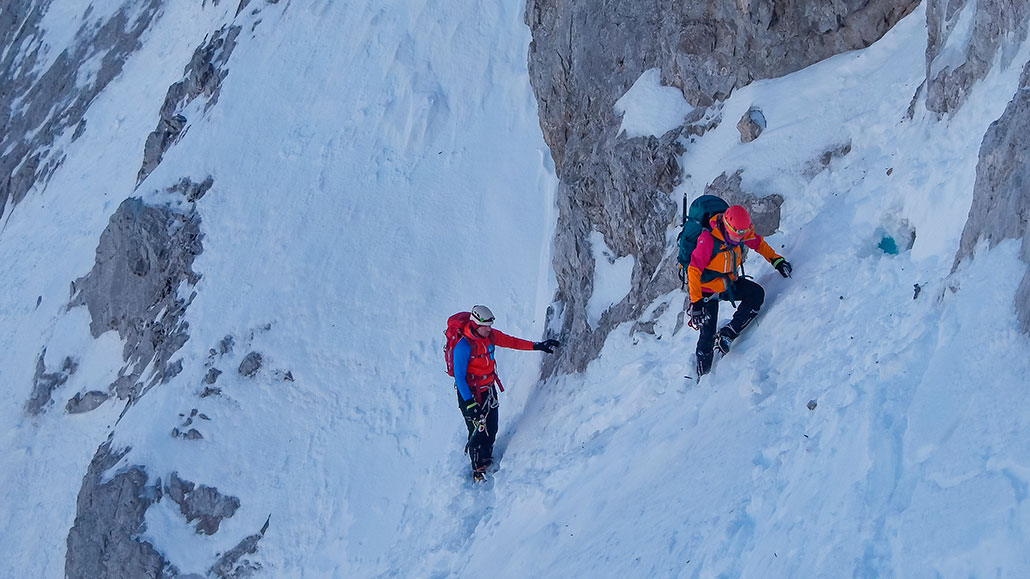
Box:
454;324;535;402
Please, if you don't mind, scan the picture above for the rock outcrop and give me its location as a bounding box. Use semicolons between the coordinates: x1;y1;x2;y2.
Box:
167;472;242;535
922;0;1030;334
65;442;170;579
924;0;1030;116
209;517;270;579
24;349;78;416
138;26;242;186
737;107;766;143
67;179;208;409
524;0;917;375
0;0;163;219
954;60;1030;332
66;440;267;577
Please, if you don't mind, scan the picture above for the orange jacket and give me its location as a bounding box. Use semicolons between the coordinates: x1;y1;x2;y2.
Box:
686;215;782;303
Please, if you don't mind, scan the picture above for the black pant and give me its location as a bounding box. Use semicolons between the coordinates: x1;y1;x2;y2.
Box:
695;277;765;375
457;387;498;471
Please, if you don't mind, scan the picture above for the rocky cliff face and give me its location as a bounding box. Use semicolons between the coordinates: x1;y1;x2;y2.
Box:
924;0;1030;330
0;0;163;217
3;3;276;575
924;0;1030;116
524;0;918;375
953;60;1030;332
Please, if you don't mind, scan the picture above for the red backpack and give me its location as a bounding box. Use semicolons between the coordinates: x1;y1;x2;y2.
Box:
444;312;471;377
443;312;506;396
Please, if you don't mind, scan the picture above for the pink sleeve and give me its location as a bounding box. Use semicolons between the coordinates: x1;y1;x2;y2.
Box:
690;232;715;269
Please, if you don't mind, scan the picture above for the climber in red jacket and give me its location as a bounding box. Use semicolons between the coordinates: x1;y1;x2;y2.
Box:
445;305;559;482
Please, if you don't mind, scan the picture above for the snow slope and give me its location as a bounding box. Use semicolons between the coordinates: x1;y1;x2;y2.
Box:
1;1;555;576
1;1;1029;578
387;7;1030;577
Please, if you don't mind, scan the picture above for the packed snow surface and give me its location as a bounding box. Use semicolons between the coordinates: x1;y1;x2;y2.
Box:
615;67;693;138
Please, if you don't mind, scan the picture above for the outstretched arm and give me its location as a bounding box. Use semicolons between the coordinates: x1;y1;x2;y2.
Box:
746;236;791;278
491;330;536;351
745;236;781;264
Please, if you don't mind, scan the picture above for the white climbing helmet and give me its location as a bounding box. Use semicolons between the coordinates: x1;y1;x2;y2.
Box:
470;305;495;327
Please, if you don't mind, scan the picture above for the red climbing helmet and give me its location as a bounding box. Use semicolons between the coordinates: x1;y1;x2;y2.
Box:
722;205;753;240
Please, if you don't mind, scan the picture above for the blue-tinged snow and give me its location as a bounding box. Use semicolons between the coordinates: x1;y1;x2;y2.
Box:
1;1;1029;578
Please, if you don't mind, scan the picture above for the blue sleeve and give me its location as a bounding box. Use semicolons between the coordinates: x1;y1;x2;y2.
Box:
453;338;473;401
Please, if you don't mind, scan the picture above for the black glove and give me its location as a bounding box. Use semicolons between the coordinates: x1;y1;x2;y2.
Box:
772;257;792;278
462;399;480;418
688;301;709;330
533;339;560;354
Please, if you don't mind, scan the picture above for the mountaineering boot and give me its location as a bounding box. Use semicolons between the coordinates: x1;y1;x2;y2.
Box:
715;326;737;355
695;356;706;381
472;467;487;483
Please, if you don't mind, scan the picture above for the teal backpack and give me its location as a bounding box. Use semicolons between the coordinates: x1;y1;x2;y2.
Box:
676;194;730;284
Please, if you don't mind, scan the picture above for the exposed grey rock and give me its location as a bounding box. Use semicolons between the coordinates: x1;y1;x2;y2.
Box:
66;443;254;576
0;0;163;219
168;174;214;204
210;516;270;579
164;358;185;381
24;349;78;416
220;335;236;355
819;141;852;168
525;0;917;375
737;107;766;142
924;0;1030;116
68;191;204;406
112;372;143;400
65;441;171;579
630;302;669;338
167;472;241;535
172;427;205;440
702;171;784;238
205;367;224;384
66;391;110;414
954;60;1030;332
138;26;242;186
238;352;263;377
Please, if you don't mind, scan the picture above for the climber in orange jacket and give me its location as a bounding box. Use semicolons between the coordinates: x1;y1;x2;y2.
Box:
686;205;791;377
